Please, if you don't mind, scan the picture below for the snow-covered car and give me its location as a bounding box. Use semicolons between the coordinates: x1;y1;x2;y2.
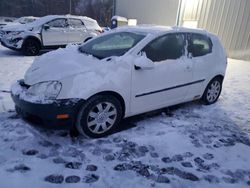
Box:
14;16;39;24
0;17;15;29
1;15;102;56
11;26;227;138
0;16;38;30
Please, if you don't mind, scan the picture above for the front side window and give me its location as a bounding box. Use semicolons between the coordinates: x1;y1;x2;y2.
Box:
79;32;146;59
47;18;68;28
68;19;85;29
142;33;185;62
188;34;212;57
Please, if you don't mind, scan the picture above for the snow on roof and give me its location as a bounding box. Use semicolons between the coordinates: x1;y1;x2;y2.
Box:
65;14;97;22
115;25;209;36
26;15;97;27
111;16;128;22
19;16;39;19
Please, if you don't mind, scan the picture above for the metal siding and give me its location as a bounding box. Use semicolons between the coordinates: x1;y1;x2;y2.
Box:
115;0;179;26
235;0;248;50
181;0;250;60
115;0;250;60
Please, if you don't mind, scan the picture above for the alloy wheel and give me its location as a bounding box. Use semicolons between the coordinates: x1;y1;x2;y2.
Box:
206;80;221;103
87;102;117;134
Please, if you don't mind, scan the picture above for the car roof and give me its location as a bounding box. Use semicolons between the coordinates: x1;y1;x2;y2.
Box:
23;15;98;28
115;25;211;36
19;16;39;19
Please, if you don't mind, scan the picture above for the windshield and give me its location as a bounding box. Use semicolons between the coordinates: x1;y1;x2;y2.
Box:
15;17;36;24
79;31;146;59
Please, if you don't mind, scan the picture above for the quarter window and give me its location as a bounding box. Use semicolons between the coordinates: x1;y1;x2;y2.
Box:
47;18;68;28
189;34;212;57
69;19;85;29
142;34;185;62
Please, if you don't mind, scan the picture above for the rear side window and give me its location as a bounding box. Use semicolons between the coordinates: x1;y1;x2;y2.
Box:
189;34;212;57
142;34;185;62
83;19;101;30
68;19;85;29
47;18;68;28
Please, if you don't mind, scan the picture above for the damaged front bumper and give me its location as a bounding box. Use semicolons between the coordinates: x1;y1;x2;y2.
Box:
11;81;85;130
1;36;24;50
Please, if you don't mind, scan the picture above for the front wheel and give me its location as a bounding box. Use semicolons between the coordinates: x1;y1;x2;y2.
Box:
76;95;123;138
202;77;223;105
22;39;40;56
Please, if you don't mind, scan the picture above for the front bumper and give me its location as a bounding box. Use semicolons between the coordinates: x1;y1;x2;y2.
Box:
11;82;85;130
1;36;23;50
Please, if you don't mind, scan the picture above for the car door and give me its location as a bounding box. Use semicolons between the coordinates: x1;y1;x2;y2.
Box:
185;33;214;99
42;18;68;46
130;33;193;115
68;18;88;44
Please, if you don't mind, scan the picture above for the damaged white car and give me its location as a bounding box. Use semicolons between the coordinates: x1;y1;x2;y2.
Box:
11;26;227;138
1;15;102;56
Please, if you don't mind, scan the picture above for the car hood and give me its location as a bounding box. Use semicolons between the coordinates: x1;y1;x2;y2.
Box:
2;23;33;32
24;45;115;85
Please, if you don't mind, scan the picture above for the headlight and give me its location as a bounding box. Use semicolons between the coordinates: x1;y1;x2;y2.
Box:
26;81;62;101
10;31;24;36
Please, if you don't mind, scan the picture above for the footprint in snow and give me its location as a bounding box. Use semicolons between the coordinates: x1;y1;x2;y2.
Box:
65;175;81;183
44;174;64;184
83;174;99;183
22;149;39;156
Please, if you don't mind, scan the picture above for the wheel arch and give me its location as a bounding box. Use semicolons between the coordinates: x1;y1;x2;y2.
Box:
22;36;42;49
210;75;224;83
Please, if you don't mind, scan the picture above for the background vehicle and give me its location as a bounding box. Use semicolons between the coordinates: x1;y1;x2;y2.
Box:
11;26;227;138
0;17;15;29
0;16;38;29
1;15;102;55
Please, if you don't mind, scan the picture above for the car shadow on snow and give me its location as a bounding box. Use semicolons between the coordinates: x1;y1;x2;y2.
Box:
0;47;24;57
18;101;187;138
0;44;54;57
114;104;183;134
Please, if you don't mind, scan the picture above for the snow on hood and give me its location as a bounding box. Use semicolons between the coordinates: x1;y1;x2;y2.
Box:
24;45;108;85
2;23;33;32
2;16;58;32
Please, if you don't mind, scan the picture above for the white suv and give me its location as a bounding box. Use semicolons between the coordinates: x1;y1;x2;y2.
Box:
0;16;38;29
1;15;102;56
11;26;227;138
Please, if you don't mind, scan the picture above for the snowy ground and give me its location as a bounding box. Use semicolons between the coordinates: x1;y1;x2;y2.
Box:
0;44;250;188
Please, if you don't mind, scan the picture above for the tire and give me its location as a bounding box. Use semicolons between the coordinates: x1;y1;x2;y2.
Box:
76;95;123;138
22;39;40;56
202;77;223;105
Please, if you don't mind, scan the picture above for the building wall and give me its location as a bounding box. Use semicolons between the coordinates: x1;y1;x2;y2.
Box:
180;0;250;61
115;0;250;61
115;0;179;26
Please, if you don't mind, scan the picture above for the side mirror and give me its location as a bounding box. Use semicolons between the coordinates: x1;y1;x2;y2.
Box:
43;24;50;30
134;53;154;70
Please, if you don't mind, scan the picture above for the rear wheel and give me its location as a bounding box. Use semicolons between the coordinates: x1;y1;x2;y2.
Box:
202;77;223;105
22;39;40;56
76;95;122;138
